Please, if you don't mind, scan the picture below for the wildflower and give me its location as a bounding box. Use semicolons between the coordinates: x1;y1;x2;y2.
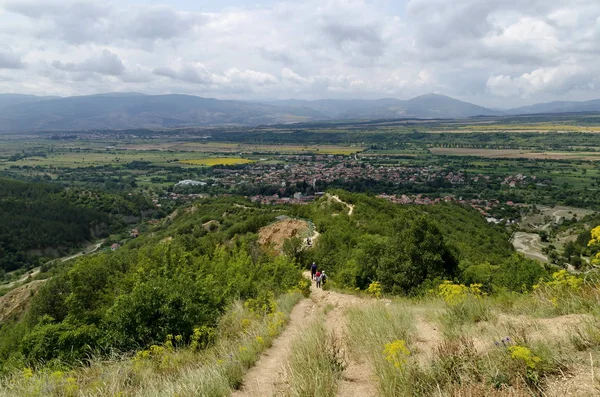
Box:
383;340;411;370
437;281;469;305
588;225;600;247
22;368;33;379
240;318;252;330
366;281;382;298
508;345;541;369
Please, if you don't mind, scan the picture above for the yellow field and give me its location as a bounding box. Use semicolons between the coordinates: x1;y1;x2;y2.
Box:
179;157;255;166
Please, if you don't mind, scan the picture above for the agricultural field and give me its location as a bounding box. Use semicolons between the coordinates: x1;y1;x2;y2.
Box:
179;157;255;166
429;147;600;160
0;150;220;169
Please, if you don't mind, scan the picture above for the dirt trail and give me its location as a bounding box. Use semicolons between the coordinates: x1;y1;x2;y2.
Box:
307;274;378;397
59;240;104;263
234;273;378;397
327;194;355;216
1;240;104;291
232;299;316;397
411;310;443;363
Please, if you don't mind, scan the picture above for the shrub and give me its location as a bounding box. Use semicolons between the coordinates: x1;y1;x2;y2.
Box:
366;281;382;298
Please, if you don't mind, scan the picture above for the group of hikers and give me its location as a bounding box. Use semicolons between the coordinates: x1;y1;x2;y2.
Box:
310;262;327;288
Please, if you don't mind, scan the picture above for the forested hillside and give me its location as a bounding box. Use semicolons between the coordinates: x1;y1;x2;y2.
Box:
0;178;152;273
0;192;543;374
294;191;545;294
0;197;302;370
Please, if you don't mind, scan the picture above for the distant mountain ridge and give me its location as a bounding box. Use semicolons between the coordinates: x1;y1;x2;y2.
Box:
0;94;327;132
0;92;599;132
507;99;600;115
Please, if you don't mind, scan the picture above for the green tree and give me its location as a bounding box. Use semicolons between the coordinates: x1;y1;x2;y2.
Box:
378;217;458;294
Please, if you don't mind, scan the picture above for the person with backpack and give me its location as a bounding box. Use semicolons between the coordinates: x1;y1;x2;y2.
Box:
321;271;327;286
315;271;322;288
311;262;317;280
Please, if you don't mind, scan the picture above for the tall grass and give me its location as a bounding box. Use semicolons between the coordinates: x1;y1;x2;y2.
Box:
0;292;303;397
346;300;574;396
491;274;600;318
346;302;416;397
437;295;495;339
283;317;345;397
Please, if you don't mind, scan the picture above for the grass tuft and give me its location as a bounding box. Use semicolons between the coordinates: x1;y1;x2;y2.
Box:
282;317;345;397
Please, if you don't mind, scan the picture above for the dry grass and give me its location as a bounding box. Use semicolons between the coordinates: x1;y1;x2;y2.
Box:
0;292;303;397
281;317;345;397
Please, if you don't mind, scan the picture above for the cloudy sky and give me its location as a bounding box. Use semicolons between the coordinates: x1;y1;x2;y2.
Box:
0;0;599;107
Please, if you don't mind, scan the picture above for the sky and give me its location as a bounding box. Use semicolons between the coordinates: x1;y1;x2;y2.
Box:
0;0;599;108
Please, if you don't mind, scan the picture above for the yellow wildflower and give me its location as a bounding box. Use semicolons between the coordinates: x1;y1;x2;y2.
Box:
508;345;541;369
22;368;33;379
383;340;410;370
366;281;382;298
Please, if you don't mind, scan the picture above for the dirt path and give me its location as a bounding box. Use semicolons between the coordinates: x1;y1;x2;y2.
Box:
411;309;443;363
307;278;378;397
328;194;355;216
234;273;378;397
232;299;316;397
60;240;104;263
1;240;104;291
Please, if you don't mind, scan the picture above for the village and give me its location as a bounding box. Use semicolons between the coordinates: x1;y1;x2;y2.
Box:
208;159;469;187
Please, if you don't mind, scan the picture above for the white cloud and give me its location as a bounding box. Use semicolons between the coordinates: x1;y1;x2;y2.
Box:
0;0;599;106
0;46;24;69
486;64;598;97
52;49;125;76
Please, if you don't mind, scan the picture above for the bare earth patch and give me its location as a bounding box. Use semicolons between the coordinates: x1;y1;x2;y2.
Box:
0;280;45;322
258;219;310;252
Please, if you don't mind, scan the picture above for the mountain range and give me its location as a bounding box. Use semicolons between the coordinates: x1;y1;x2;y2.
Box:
1;92;600;132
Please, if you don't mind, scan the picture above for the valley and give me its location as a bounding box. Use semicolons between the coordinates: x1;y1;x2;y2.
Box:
2;0;600;394
1;114;600;396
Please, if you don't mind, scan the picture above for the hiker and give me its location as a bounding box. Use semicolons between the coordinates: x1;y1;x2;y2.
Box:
311;262;317;280
306;237;312;247
321;271;327;286
316;272;322;288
